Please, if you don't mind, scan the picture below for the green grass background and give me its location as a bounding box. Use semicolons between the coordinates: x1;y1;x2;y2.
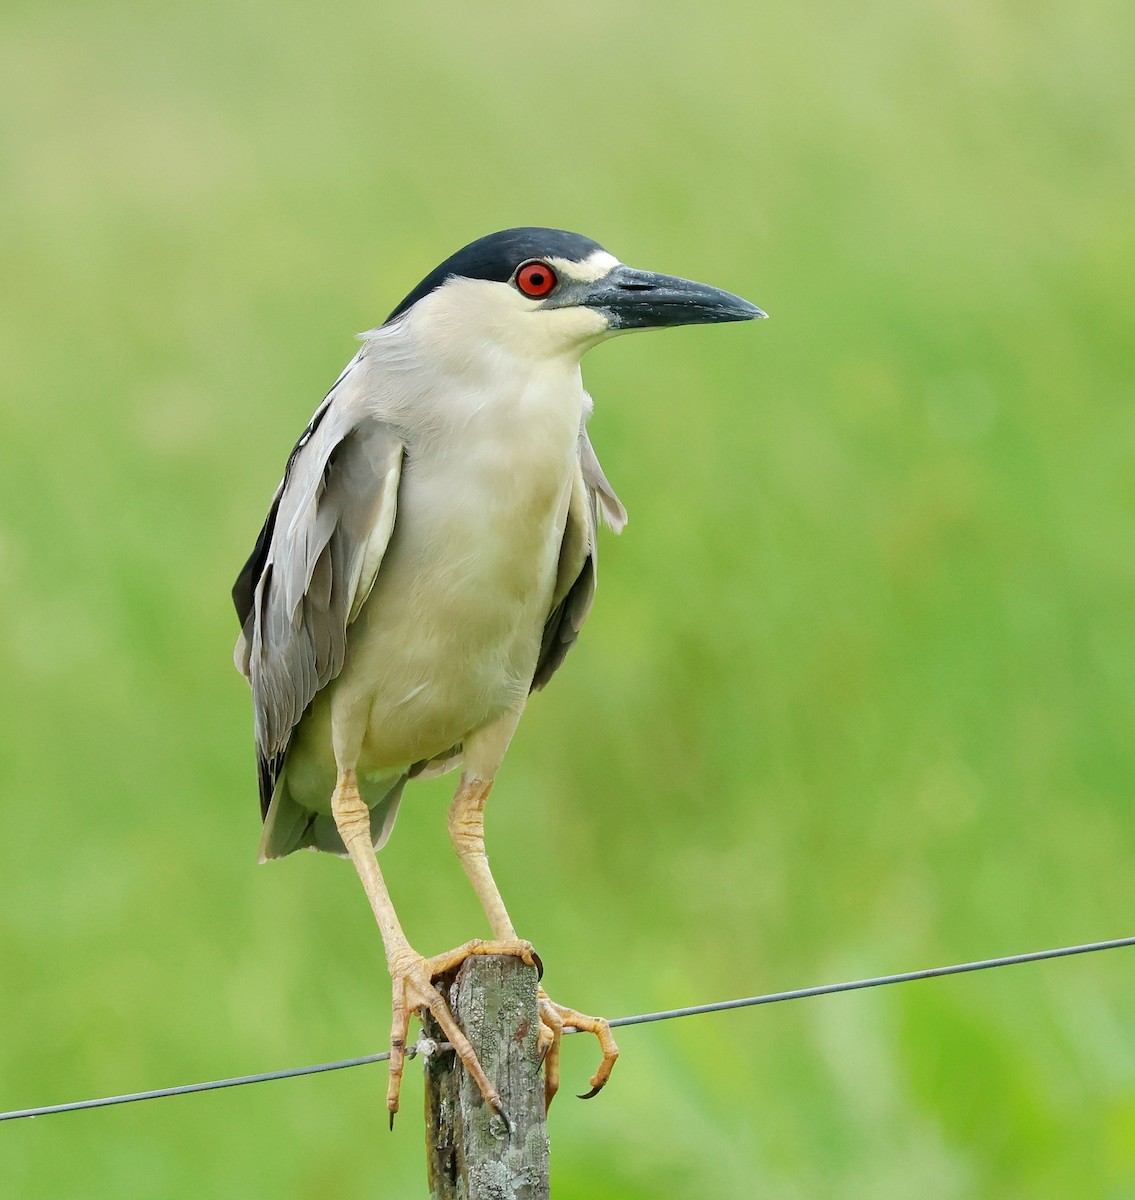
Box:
2;1;1134;1196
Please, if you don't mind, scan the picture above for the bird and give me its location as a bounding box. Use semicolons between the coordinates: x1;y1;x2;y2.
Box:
232;227;765;1123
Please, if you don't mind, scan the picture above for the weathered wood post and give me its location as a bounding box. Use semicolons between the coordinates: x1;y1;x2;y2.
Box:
422;955;549;1200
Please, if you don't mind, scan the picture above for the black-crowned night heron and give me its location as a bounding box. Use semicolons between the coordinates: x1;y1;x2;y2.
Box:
232;227;764;1122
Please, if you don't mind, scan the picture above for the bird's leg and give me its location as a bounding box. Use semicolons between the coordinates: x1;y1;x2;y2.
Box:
447;772;619;1109
330;769;539;1124
447;776;518;939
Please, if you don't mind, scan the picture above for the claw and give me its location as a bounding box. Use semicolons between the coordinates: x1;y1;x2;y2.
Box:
536;992;618;1111
384;938;539;1120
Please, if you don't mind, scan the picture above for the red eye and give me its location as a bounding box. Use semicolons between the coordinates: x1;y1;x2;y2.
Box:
515;260;557;298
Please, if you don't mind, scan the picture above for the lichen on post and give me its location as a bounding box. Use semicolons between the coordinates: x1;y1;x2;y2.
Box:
423;956;550;1200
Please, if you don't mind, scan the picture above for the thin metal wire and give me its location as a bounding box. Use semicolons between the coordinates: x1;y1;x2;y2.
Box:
604;934;1135;1028
3;934;1132;1123
0;1054;393;1122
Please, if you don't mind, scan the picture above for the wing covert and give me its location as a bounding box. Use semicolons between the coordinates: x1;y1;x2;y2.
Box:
531;424;625;692
233;359;404;814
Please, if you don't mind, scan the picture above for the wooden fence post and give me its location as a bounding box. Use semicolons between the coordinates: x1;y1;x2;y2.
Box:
422;955;550;1200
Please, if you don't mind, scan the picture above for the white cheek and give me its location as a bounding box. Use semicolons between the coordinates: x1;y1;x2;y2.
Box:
534;306;610;351
404;275;610;362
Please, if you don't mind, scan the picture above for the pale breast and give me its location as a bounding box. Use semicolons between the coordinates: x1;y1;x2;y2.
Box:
323;364;587;772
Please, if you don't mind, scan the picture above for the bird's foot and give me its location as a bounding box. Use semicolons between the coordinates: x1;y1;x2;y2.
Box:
385;937;539;1125
535;987;619;1111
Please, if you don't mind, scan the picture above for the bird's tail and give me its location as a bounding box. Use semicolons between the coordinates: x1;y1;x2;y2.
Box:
257;770;408;861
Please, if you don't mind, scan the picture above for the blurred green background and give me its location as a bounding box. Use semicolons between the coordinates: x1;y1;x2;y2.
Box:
2;1;1134;1196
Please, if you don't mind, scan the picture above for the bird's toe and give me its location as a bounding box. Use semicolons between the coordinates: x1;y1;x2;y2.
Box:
536;990;619;1108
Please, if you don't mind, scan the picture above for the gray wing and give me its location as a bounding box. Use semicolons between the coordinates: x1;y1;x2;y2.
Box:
531;424;626;692
233;355;404;816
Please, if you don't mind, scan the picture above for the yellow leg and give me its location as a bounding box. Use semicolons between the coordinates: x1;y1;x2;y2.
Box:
331;770;538;1124
447;776;518;939
447;773;619;1109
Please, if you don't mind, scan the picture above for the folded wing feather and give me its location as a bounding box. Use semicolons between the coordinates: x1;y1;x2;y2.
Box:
233;359;405;817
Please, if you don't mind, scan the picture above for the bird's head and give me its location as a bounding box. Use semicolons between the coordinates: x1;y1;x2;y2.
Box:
384;227;766;365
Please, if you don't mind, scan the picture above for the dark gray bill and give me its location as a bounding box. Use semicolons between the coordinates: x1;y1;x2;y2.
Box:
565;263;766;329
